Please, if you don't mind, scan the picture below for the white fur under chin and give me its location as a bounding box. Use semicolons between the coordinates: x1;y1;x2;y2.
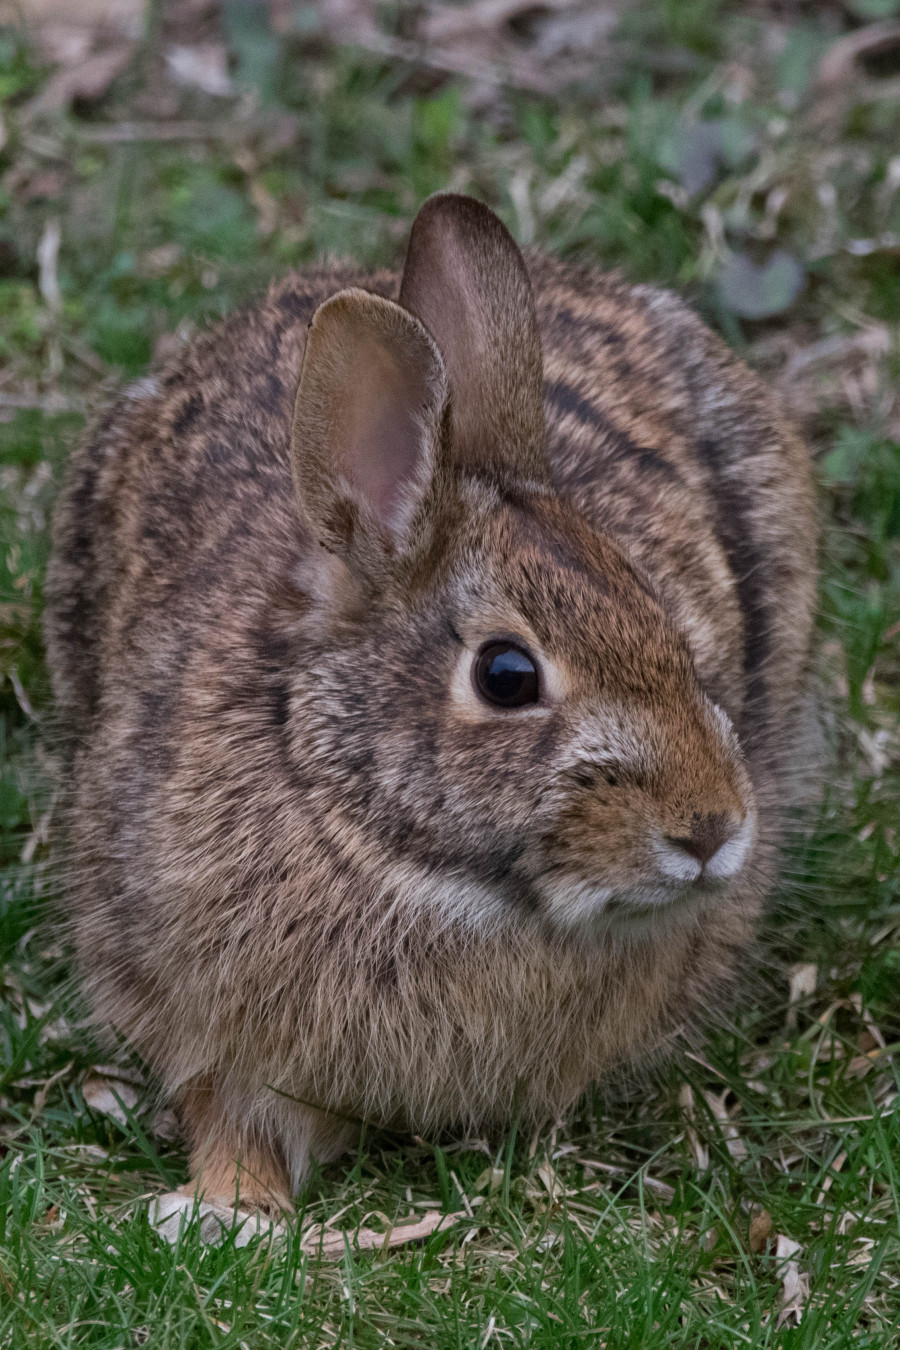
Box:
537;873;725;941
380;848;747;946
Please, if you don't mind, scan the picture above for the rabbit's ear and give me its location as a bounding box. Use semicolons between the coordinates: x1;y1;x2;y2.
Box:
291;288;447;562
399;193;547;486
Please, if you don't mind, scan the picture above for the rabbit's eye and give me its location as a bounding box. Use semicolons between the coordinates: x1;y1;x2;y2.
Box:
473;642;540;709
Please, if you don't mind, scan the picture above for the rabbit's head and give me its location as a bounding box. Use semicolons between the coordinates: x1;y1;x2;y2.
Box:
289;194;756;938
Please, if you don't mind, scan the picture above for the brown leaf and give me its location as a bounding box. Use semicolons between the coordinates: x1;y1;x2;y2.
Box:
152;1192;287;1248
786;962;818;1029
815;1150;847;1206
37;219;61;313
775;1235;810;1327
317;0;628;95
857;1028;879;1055
19;0;145;75
421;0;575;43
302;1208;466;1256
19;171;67;202
317;0;378;43
27;44;136;115
82;1071;140;1126
815;19;900;89
678;1084;709;1172
15;0;144;27
151;1107;182;1142
165;43;232;97
703;1089;747;1162
749;1207;773;1253
140;243;183;277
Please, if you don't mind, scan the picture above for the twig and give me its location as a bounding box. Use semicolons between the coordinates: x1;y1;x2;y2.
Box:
74;120;232;144
0;391;86;413
37;219;62;314
326;30;553;92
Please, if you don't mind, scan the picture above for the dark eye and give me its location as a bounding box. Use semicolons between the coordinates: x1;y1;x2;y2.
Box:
473;642;540;709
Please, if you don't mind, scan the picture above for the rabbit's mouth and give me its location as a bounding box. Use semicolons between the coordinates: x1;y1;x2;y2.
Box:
532;819;757;937
651;812;756;886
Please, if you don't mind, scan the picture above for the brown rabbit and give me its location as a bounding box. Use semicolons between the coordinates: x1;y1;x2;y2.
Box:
44;194;816;1220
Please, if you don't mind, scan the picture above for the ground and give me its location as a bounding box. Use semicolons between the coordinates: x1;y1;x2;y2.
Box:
0;1;899;1346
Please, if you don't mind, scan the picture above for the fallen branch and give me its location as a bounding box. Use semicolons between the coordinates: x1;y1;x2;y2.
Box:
74;120;232;144
0;390;85;413
302;1208;467;1256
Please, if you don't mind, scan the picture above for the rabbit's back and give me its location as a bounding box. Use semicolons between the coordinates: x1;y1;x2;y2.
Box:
48;259;814;764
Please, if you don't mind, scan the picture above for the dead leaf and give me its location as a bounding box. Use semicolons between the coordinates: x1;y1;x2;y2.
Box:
815;19;900;89
786;962;818;1028
421;0;574;43
317;0;379;43
17;0;145;77
318;0;628;96
26;44;136;116
781;323;892;381
152;1191;286;1248
29;25;94;65
302;1208;465;1256
815;1151;847;1206
19;171;67;202
678;1084;709;1172
37;219;61;313
749;1206;773;1253
536;1160;564;1201
165;43;232;97
89;1062;145;1084
775;1234;810;1326
25;1059;74;1116
534;3;624;59
576;1158;676;1202
249;179;279;236
82;1071;140;1126
151;1107;182;1142
703;1089;747;1162
140;243;183;277
717;249;806;320
13;0;144;28
474;1167;505;1195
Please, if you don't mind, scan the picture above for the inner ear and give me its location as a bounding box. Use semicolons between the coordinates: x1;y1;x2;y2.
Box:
399;193;547;486
290;289;447;562
337;335;429;528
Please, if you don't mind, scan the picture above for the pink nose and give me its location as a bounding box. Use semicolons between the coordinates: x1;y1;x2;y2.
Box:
664;812;735;865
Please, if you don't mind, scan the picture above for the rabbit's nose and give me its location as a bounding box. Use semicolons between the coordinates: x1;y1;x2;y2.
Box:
664;812;734;865
656;810;754;883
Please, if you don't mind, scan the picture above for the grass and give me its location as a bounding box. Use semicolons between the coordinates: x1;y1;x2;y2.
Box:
1;0;899;1344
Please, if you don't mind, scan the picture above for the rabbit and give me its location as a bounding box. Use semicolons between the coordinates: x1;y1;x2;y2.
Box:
44;193;817;1220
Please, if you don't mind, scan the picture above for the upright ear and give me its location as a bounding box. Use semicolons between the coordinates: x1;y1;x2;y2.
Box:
398;193;547;485
290;288;447;566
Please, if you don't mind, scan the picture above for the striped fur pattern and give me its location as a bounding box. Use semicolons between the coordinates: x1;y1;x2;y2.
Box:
44;196;816;1210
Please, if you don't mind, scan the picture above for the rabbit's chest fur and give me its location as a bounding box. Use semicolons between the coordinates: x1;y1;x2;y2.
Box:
46;243;815;1148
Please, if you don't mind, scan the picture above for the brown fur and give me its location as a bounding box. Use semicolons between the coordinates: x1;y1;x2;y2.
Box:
44;195;817;1209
